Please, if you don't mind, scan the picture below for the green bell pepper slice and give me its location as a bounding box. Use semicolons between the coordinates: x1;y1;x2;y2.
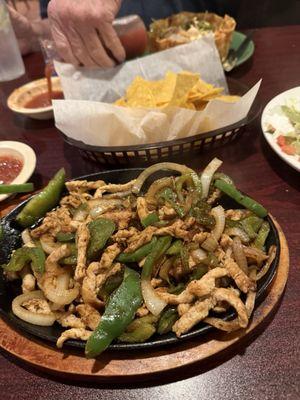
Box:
56;232;76;242
166;239;183;255
158;188;185;218
60;243;77;265
87;218;116;260
254;221;270;250
141;212;160;228
2;246;45;274
85;267;142;358
157;308;178;335
117;237;157;263
141;236;172;279
168;282;185;294
214;179;268;218
240;215;263;239
16;168;66;227
190;204;216;229
189;264;208;281
118;314;158;343
175;173;202;203
0;183;34;194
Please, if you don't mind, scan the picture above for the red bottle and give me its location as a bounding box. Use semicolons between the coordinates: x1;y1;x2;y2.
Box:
113;15;148;60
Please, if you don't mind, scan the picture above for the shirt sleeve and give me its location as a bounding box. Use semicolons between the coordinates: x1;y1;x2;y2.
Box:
39;0;50;19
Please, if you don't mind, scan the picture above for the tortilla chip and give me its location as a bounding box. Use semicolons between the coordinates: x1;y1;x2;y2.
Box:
113;70;236;111
114;97;127;106
125;77;156;108
214;95;240;103
154;72;177;106
168;71;200;106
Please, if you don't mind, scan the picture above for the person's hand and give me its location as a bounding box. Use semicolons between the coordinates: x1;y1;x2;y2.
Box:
7;5;35;55
8;5;51;55
47;0;126;67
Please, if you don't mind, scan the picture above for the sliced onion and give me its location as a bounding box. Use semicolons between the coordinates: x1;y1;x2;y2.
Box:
201;235;218;252
21;229;35;246
43;273;79;306
256;245;276;281
102;190;132;199
40;235;60;254
56;272;70;289
88;198;123;208
12;290;56;326
232;236;248;274
88;199;123;219
73;207;89;222
98;180;136;194
48;273;69;310
200;158;223;199
141;279;167;316
191;248;207;262
201;206;225;252
159;259;172;283
211;205;225;241
225;227;250;243
145;177;174;205
133;163;194;194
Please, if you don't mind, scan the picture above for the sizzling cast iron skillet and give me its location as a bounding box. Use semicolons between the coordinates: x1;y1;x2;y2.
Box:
0;169;280;350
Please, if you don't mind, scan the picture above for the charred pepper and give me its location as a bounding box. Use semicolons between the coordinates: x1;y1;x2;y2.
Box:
175;172;202;203
158;188;185;218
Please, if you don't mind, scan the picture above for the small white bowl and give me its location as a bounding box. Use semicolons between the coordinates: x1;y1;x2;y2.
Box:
0;141;36;202
7;77;62;120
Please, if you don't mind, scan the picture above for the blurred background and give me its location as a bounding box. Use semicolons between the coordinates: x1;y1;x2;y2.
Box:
9;0;300;29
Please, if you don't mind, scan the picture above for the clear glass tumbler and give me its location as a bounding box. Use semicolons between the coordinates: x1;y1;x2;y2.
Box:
0;0;25;82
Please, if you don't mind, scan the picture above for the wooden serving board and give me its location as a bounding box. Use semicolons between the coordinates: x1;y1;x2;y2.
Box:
0;216;289;382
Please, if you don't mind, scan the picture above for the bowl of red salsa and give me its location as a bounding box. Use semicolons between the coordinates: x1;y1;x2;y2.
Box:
0;142;36;201
7;77;63;120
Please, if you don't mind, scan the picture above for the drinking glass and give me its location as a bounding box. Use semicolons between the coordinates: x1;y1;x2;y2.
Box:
0;0;25;82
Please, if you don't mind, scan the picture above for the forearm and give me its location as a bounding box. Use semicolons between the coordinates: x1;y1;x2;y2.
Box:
17;19;49;55
29;18;51;51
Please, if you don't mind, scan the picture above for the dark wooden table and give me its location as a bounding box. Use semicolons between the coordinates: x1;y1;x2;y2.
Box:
0;25;299;400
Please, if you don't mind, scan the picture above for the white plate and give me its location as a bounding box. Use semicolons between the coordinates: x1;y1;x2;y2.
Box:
261;86;300;172
0;141;36;202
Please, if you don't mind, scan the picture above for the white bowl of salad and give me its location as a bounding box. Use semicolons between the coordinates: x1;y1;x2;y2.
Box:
261;86;300;172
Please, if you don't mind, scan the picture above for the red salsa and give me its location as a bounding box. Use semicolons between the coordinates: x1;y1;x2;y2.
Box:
0;155;23;184
24;63;64;109
119;27;148;59
24;90;64;109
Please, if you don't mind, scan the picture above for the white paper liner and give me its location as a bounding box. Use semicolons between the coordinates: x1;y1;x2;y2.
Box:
53;35;260;147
